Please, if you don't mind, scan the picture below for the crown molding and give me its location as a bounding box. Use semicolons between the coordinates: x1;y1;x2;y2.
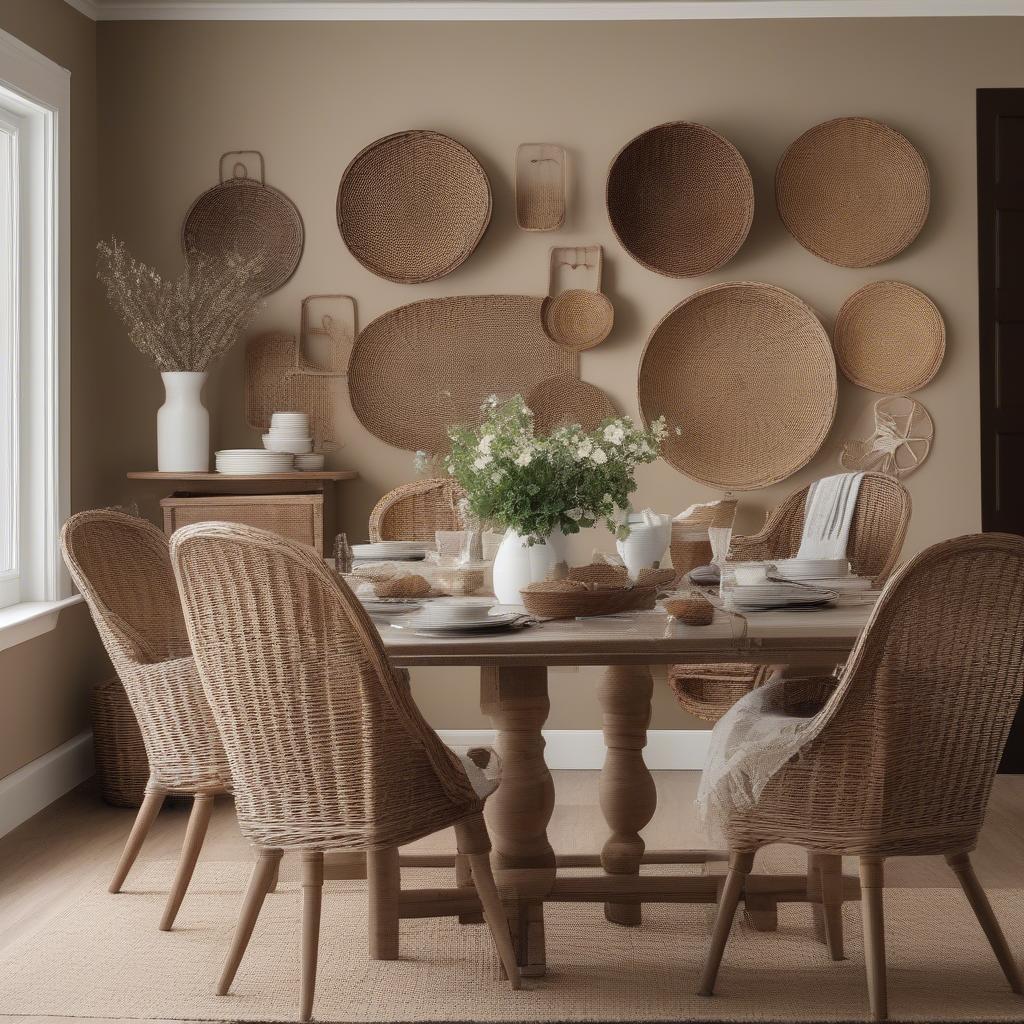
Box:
63;0;1024;22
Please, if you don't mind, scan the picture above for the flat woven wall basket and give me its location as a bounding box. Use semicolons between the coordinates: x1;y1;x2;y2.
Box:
542;289;614;351
337;130;492;284
638;281;837;490
833;280;945;393
526;374;617;433
606;121;754;278
348;295;576;452
776;117;930;268
182;152;304;296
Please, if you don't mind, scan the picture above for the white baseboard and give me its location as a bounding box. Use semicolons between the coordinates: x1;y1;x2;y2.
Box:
439;728;710;770
0;730;94;838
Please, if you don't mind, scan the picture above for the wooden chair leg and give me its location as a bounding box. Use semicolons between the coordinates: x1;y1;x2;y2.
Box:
807;851;827;943
299;851;324;1023
217;848;283;996
946;852;1023;993
859;856;888;1021
819;853;845;961
159;792;215;931
367;847;400;960
108;789;165;893
456;853;483;924
698;850;755;997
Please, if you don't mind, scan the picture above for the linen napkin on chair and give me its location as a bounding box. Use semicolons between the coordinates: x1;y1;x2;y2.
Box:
796;472;864;561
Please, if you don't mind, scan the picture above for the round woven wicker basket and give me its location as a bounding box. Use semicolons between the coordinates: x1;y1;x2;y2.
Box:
638;282;837;490
89;678;149;808
182;157;304;297
833;280;945;393
527;374;616;434
541;290;614;351
337;130;492;284
522;583;657;619
607;121;754;278
776;117;930;268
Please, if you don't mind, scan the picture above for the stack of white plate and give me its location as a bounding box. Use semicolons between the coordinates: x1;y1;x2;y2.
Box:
731;581;838;611
352;541;429;562
294;453;325;472
263;411;313;455
215;449;295;475
772;558;850;581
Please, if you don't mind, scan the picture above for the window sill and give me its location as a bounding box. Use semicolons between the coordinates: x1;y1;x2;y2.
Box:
0;594;83;654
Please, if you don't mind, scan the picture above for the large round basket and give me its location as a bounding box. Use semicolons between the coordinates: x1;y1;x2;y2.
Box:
337;130;492;284
638;282;837;490
182;157;304;297
833;280;945;393
606;122;754;278
776;117;930;268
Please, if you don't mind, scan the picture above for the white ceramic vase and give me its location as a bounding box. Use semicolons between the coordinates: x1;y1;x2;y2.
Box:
157;371;210;472
492;528;568;605
615;512;672;579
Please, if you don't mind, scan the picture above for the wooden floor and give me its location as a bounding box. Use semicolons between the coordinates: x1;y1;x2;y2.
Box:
2;770;1023;1024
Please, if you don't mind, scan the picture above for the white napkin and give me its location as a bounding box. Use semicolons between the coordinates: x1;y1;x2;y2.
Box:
796;473;864;561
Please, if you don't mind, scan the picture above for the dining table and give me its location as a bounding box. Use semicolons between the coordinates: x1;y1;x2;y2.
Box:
373;597;877;977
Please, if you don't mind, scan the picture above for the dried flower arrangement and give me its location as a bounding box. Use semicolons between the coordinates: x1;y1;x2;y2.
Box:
96;237;264;372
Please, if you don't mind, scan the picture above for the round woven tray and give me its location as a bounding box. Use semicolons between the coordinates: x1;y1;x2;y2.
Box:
776;117;930;268
182;157;303;297
337;130;492;284
542;290;614;351
526;374;616;434
834;280;945;393
522;582;657;619
607;121;754;278
638;282;836;490
348;295;576;452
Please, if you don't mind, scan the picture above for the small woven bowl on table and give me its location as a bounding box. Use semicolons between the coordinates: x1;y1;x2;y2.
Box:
607;121;754;278
522;580;657;619
566;562;630;587
542;290;614;351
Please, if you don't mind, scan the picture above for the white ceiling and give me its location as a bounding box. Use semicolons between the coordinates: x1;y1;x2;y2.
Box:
63;0;1024;22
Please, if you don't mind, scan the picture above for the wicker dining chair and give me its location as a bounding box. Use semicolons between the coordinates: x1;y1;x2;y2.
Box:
169;522;520;1021
698;533;1024;1021
368;478;466;543
669;472;912;724
60;509;233;931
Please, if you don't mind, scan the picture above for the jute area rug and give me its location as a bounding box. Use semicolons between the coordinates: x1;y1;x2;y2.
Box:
1;860;1021;1023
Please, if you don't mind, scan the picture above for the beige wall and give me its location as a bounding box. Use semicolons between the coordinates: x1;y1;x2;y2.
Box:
70;14;1024;734
0;0;111;779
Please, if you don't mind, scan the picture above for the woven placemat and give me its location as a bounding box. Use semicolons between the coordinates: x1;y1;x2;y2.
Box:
516;143;566;231
542;290;614;351
834;281;945;393
182;153;304;296
337;130;492;284
638;282;836;490
348;295;577;452
527;374;617;433
607;121;754;278
776;117;930;268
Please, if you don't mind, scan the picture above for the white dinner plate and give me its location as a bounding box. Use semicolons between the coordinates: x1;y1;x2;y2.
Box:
393;612;521;633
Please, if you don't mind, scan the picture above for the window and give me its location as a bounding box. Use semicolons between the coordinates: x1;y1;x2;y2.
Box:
0;29;71;641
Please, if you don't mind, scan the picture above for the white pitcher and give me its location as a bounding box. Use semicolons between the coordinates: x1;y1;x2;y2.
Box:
615;511;671;579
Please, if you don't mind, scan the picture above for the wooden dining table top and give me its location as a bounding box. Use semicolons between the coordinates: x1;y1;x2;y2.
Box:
377;599;877;667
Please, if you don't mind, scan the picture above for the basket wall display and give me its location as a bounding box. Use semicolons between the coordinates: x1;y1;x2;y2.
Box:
90;678;149;808
833;280;945;393
549;245;603;295
526;374;617;434
337;130;492;284
347;295;577;452
638;282;837;489
606;121;754;278
516;143;567;231
542;289;614;351
776;117;930;267
182;151;304;296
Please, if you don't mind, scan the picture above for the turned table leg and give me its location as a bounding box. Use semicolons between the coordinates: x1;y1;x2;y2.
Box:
480;666;557;977
597;665;658;926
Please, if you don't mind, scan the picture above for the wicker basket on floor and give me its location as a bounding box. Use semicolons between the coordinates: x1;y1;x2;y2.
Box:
89;678;149;808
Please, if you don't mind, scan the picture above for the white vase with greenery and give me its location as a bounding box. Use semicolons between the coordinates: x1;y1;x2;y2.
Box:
445;395;670;604
96;238;264;472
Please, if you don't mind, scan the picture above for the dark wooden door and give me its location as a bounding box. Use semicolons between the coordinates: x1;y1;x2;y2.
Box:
978;89;1024;772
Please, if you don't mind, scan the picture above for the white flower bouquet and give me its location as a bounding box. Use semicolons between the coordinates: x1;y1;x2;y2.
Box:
442;395;668;542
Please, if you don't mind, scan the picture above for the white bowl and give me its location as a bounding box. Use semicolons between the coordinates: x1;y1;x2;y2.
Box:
416;601;496;625
263;434;313;454
295;454;325;471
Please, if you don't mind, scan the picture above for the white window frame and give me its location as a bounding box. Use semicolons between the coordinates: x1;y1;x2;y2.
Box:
0;28;76;652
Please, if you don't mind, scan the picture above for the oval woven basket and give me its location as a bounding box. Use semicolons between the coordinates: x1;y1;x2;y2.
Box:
542;290;614;351
337;130;492;284
638;282;837;490
776;117;930;268
607;121;754;278
834;280;945;393
522;583;657;619
526;374;616;434
182;166;304;297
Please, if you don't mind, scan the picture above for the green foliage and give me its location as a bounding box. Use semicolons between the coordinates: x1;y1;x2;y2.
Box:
443;395;668;542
